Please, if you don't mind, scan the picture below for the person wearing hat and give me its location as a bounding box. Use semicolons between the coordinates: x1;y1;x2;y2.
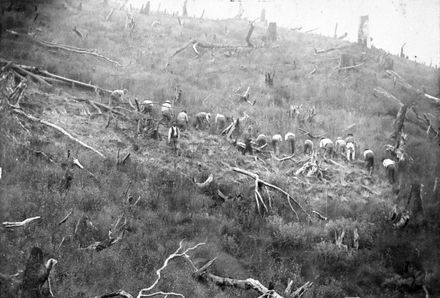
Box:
141;100;154;115
363;149;375;176
161;100;173;125
271;133;283;156
176;110;189;131
195;112;211;130
304;139;314;155
382;158;396;184
168;121;180;153
345;133;356;161
319;137;334;159
243;126;254;155
334;137;346;158
284;132;296;154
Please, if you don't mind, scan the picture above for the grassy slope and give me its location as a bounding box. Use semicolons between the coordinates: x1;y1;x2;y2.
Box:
1;1;440;297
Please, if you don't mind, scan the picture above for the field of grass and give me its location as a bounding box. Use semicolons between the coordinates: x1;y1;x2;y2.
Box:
1;0;440;297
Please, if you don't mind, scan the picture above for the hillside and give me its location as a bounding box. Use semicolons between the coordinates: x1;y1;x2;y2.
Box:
1;1;440;297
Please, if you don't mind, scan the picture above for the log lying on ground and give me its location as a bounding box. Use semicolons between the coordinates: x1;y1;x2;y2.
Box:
337;62;364;71
137;240;205;298
5;30;121;66
386;70;440;105
2;216;41;228
232;167;309;220
8;63;52;87
314;45;348;55
73;97;125;117
58;209;73;225
16;64;112;94
194;258;312;298
193;174;213;188
409;107;439;138
297;128;324;139
94;290;133;298
373;87;404;106
390;104;408;148
11;108;105;158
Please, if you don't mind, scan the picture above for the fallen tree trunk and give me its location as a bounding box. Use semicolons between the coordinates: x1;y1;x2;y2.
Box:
194;258;312;298
373;87;404;106
232;167;309;220
390;104;408;148
5;30;121;66
314;45;348;55
16;65;112;94
94;290;133;298
245;21;255;47
386;70;440;105
10;64;52;87
2;216;41;228
337;62;364;71
11;108;105;158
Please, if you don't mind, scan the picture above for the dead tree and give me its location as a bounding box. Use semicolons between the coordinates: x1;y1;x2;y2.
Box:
400;42;407;58
105;8;115;21
333;22;338;38
72;26;84;39
358;15;369;47
379;53;394;70
266;22;277;42
338;54;361;72
260;8;266;22
182;0;188;17
232;167;309;220
245;21;255;47
390;104;408;149
144;1;150;15
265;71;275;87
194;258;313;298
406;183;424;223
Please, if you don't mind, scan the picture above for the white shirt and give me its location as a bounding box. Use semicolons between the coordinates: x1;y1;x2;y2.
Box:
335;139;346;147
215;114;225;123
346;142;355;150
383;159;395;168
363;150;374;159
168;126;180;142
284;132;295;141
272;134;282;142
161;102;172;113
176;112;188;123
110;90;125;99
256;134;266;142
319;138;333;148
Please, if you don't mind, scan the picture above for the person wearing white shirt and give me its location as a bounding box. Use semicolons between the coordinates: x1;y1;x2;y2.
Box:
304;139;314;155
363;149;375;176
195;112;211;130
176;110;189;131
382;158;396;184
335;137;346;158
319;137;334;159
284;132;296;154
271;134;282;156
161;100;173;125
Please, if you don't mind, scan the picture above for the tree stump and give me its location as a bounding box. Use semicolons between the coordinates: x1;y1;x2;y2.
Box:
182;0;188;17
260;8;266;23
266;22;277;42
358;15;369;47
338;53;356;70
379;54;394;70
145;1;150;15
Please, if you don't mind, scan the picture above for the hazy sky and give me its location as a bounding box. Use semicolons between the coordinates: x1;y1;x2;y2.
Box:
130;0;440;66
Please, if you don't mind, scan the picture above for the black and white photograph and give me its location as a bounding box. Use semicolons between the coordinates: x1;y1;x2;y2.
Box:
0;0;439;297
